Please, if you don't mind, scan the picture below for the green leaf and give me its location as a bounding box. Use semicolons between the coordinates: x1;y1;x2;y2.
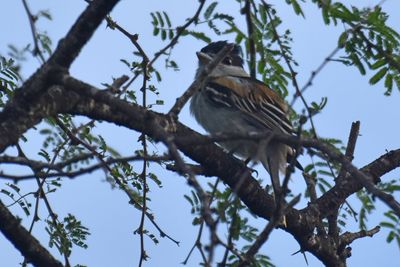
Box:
257;60;265;74
186;31;211;43
259;4;267;23
168;29;174;39
1;189;11;197
387;231;395;243
204;2;218;20
8;183;20;193
304;164;314;173
384;210;399;222
338;31;348;48
184;194;194;207
163;11;171;27
38;149;51;162
154;70;162;82
21;204;30;216
38;10;52;20
150;13;158;26
394;76;400;90
4;69;18;80
148;172;162;187
369;67;388;85
380;222;395;228
350;53;366;75
288;0;304;17
322;7;331;25
161;30;167;40
384;73;393;94
334;3;359;21
156;11;164;27
234;31;245;43
370;59;387;70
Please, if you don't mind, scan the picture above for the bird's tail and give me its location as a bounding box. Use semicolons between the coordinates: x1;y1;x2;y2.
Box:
260;143;288;199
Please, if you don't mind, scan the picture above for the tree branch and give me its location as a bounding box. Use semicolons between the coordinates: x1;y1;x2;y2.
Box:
0;0;120;152
0;200;63;267
2;70;400;266
21;0;46;62
242;0;256;78
168;43;234;117
339;226;381;248
48;0;120;69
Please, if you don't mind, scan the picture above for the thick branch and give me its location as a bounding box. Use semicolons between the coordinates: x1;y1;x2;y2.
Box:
60;75;400;216
48;0;120;69
315;149;400;218
337;121;360;180
0;0;120;151
340;226;381;248
4;71;398;224
0;200;63;267
59;75;278;219
1;73;400;266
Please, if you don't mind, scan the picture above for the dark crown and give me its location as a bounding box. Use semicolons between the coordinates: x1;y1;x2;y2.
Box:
200;41;243;67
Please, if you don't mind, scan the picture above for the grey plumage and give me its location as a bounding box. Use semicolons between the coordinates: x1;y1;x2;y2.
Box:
190;41;294;196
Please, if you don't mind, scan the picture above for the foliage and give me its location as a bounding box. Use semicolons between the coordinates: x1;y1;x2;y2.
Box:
45;213;90;257
314;1;400;95
0;56;19;107
1;1;400;267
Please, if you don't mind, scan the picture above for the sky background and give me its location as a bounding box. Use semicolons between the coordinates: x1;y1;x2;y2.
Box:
1;0;400;266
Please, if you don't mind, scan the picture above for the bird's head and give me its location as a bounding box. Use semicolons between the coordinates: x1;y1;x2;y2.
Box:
195;41;249;78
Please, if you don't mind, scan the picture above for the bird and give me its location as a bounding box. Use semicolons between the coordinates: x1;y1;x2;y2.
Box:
190;41;297;198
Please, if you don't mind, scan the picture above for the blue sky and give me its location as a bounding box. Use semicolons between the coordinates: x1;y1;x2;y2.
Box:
1;1;400;266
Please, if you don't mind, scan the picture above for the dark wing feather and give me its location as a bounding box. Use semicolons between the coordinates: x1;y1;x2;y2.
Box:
206;76;294;135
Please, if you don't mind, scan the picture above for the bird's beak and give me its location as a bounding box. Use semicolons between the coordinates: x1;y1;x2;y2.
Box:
196;52;213;64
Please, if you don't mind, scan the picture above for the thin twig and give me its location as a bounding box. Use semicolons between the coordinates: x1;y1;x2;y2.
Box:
219;197;240;266
291;46;341;106
0;200;64;267
15;144;71;267
150;119;216;265
262;0;318;137
238;195;300;267
148;0;206;68
264;1;344;191
21;0;46;62
177;129;400;216
106;16;149;63
168;43;235;117
0;155;169;181
121;0;206;92
138;46;149;267
0;153;94;172
54;118;179;247
242;0;256;78
182;178;220;265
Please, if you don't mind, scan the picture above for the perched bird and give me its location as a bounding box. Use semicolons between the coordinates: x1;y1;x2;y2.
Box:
190;41;296;197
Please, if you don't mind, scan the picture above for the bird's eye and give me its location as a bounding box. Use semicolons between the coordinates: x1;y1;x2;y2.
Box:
223;57;233;65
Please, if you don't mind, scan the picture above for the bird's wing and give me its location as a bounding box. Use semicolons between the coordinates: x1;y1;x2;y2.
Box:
205;76;294;135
